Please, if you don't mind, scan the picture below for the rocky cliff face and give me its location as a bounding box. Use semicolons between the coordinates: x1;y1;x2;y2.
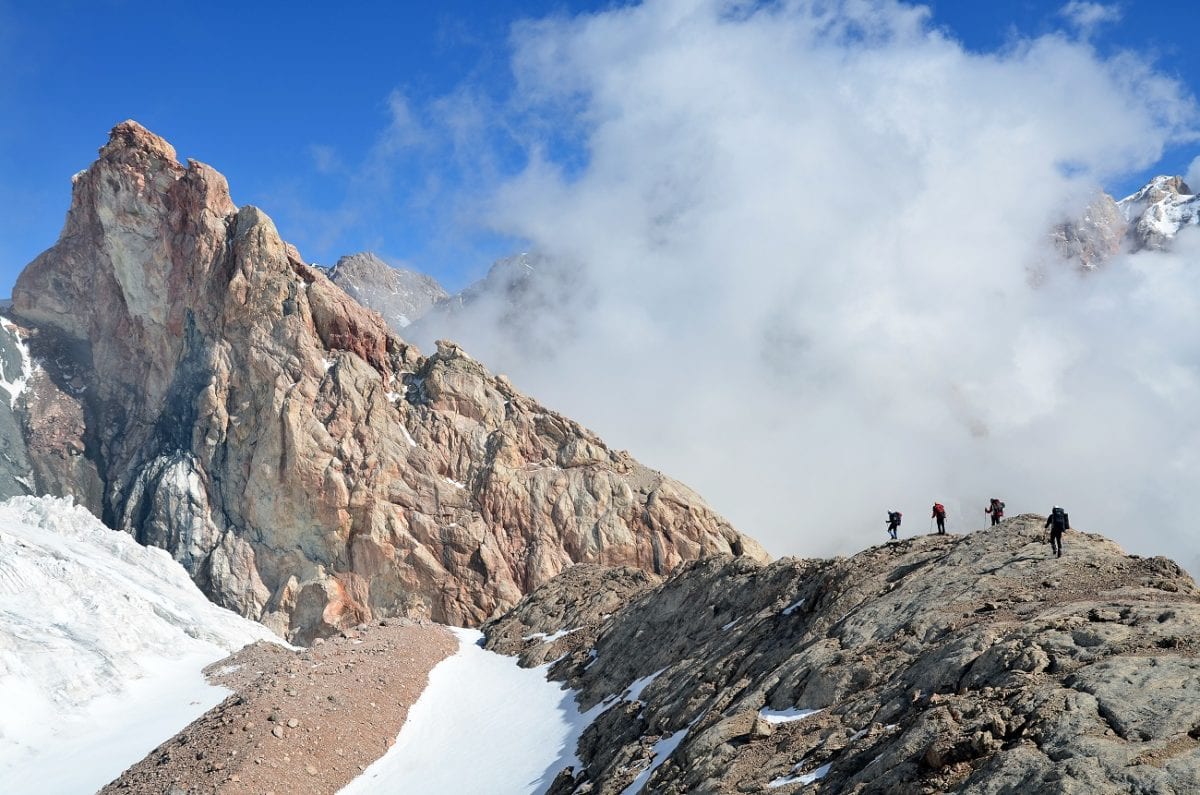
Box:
1051;193;1126;269
7;121;764;642
326;251;448;328
487;516;1200;793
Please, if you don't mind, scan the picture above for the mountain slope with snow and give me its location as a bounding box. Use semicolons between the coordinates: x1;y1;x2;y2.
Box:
1116;175;1200;250
340;627;597;795
0;496;282;794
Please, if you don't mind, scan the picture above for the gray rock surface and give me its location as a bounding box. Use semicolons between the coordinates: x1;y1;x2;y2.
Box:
1051;193;1126;269
488;515;1200;793
326;252;447;328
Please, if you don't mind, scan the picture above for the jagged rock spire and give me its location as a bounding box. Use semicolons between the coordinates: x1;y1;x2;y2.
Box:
8;121;766;642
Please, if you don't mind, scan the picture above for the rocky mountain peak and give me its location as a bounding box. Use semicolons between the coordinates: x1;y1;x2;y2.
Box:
326;251;448;328
101;119;182;166
3;122;764;643
1118;174;1193;210
1116;174;1200;251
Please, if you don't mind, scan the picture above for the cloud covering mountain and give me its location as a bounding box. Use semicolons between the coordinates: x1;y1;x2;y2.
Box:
399;0;1200;572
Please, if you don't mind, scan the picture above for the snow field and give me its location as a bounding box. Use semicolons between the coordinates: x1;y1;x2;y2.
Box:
0;496;283;793
340;627;602;794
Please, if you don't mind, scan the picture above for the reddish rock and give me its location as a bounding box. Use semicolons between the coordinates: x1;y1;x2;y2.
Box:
11;121;767;642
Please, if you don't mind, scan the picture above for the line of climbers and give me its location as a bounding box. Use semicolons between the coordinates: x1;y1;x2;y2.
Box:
883;500;1071;556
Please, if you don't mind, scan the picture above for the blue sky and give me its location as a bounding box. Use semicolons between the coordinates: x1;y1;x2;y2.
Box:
0;0;1197;296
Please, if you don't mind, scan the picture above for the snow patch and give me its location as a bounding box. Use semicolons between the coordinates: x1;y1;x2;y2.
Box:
339;628;605;795
624;667;667;703
0;319;33;409
523;627;581;643
618;713;703;795
399;425;418;447
781;597;805;616
759;706;824;724
769;761;832;788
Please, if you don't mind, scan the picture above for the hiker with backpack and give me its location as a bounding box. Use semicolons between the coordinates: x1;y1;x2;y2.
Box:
1045;506;1069;557
985;498;1005;526
931;502;947;534
885;510;902;540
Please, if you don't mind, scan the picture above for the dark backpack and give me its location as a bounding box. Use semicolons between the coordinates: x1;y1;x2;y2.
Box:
888;511;902;524
1051;507;1067;528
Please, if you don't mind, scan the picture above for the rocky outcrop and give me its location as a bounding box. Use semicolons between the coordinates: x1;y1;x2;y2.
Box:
326;251;448;328
1051;193;1126;269
8;121;765;643
488;516;1200;793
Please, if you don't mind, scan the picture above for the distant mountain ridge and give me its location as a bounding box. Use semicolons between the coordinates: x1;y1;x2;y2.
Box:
325;251;448;328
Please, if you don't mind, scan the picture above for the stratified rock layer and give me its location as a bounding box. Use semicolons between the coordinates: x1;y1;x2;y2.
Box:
488;516;1200;794
10;121;764;642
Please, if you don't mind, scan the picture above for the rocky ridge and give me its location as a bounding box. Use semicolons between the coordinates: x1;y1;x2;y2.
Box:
101;620;456;795
5;121;764;642
325;252;447;329
486;516;1200;793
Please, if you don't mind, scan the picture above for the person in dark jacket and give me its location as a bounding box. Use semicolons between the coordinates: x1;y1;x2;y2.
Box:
886;510;902;540
1045;506;1069;557
931;502;947;534
985;498;1005;526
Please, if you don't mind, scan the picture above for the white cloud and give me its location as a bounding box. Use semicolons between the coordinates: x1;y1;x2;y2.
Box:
406;0;1199;572
1059;2;1122;37
1187;155;1200;192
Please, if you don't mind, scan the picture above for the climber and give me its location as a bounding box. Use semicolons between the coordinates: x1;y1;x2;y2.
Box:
985;497;1005;526
886;510;902;540
1045;506;1069;558
931;502;947;534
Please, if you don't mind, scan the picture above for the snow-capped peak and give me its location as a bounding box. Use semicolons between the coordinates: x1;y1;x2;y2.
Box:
1114;175;1200;249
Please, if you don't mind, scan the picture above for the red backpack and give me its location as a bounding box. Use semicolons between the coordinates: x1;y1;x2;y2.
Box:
933;503;946;517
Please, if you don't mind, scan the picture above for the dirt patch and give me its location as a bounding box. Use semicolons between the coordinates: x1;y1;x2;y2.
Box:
101;619;457;794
